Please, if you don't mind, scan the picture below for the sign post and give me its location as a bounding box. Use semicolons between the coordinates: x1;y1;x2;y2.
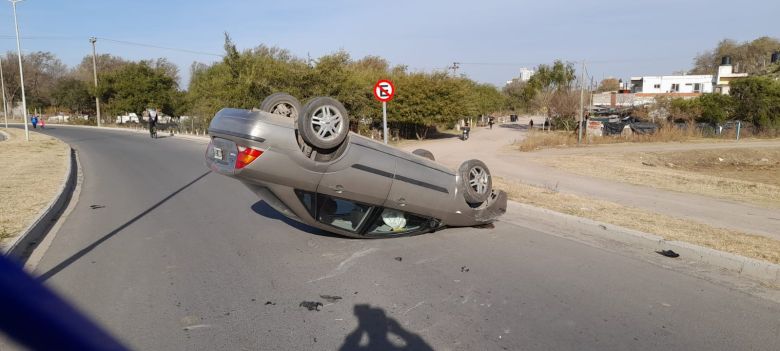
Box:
373;79;395;144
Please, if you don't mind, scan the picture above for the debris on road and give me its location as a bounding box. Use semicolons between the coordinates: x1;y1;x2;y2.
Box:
394;256;403;262
656;250;680;258
299;301;323;311
461;266;470;272
265;301;276;306
641;162;656;167
89;204;105;209
319;295;342;303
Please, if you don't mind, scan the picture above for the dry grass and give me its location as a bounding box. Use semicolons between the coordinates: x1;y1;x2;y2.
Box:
0;128;69;244
493;176;780;264
518;124;717;152
539;148;780;208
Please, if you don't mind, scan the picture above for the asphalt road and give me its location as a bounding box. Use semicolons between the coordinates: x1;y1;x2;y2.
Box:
5;125;780;350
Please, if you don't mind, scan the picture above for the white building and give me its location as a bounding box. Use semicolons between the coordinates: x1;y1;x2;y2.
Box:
518;67;534;82
630;75;713;94
713;57;748;94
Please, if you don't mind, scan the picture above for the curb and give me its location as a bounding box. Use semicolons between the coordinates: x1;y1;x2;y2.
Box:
52;123;210;142
2;147;78;261
5;122;210;142
504;201;780;284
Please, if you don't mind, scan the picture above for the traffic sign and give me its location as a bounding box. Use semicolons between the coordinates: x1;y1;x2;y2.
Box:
373;79;395;102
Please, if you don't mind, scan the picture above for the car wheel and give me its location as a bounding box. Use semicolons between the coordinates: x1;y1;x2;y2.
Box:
259;93;302;120
412;149;435;161
298;97;350;150
458;159;492;204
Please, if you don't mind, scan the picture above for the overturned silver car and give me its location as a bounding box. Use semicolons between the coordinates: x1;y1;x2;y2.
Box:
205;93;506;238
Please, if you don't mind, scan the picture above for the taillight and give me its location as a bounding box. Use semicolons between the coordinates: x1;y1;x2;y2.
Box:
235;146;263;169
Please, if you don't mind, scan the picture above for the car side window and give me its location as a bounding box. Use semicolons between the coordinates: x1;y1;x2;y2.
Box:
365;208;430;236
315;194;372;232
295;190;315;216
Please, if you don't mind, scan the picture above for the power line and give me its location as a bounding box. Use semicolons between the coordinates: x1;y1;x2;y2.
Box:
0;34;224;57
96;37;223;57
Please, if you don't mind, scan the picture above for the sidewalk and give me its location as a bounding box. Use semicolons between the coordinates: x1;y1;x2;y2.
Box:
401;122;780;241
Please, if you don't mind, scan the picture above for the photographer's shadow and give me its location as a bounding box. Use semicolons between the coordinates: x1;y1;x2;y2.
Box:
339;304;433;351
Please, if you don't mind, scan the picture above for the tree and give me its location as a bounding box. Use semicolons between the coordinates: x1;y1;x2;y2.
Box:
596;78;620;92
698;93;734;125
520;60;577;129
502;79;527;111
1;51;67;113
730;77;780;130
72;54;131;83
51;78;93;114
691;37;780;75
100;61;179;117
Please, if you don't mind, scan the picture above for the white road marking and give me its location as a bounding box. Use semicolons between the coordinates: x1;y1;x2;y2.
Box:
308;247;378;282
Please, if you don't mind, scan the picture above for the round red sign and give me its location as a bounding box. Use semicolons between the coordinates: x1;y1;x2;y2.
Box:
373;79;395;102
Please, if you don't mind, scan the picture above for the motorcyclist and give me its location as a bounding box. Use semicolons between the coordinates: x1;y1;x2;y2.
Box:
462;122;471;140
148;108;158;139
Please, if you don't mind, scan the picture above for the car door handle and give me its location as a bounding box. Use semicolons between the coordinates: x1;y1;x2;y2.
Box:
397;197;407;207
328;185;344;194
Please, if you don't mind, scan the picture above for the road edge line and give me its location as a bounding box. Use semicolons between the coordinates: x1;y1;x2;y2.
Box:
2;146;78;262
504;201;780;284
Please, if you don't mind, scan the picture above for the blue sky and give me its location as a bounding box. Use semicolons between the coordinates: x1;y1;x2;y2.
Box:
0;0;777;88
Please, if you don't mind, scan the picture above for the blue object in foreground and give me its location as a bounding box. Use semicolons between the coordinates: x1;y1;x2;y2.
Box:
0;255;129;351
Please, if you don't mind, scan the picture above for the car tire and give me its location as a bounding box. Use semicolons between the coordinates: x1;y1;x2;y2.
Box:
259;93;302;120
298;97;350;150
412;149;435;161
458;159;492;204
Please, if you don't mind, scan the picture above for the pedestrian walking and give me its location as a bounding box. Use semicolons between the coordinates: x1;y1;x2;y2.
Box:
488;116;494;129
39;117;45;129
30;115;38;129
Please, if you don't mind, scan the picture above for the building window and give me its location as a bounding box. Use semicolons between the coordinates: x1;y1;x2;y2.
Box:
670;84;680;92
693;83;702;93
653;84;661;89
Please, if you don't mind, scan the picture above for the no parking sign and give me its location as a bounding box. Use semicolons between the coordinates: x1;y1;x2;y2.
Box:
373;79;395;102
374;79;395;143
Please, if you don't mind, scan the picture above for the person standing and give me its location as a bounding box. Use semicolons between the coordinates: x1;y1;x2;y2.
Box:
30;115;38;129
488;116;494;129
39;116;45;129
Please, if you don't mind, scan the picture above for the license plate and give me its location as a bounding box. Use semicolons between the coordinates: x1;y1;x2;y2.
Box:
213;147;223;160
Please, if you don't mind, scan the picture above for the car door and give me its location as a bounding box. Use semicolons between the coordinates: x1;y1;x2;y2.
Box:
384;158;453;219
317;143;395;206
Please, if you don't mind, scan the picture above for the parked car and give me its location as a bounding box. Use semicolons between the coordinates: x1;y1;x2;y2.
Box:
205;93;506;238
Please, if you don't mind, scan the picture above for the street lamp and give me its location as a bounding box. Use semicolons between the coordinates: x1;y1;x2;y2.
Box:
9;0;29;141
89;37;101;127
1;56;8;129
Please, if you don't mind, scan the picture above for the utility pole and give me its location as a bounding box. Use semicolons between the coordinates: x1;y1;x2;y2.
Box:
577;60;585;145
10;0;28;141
448;62;460;76
90;37;101;127
0;55;8;129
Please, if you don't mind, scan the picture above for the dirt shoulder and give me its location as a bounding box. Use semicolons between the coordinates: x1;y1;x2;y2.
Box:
534;143;780;208
0;128;69;245
494;177;780;264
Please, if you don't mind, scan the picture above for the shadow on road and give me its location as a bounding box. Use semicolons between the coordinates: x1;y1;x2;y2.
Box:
499;123;530;130
339;304;433;351
37;171;212;282
250;201;339;238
